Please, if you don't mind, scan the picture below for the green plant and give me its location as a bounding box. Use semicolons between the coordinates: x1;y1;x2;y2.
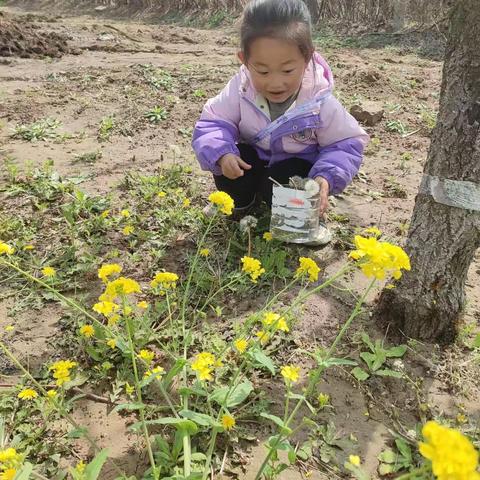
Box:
73;150;103;164
12;118;61;141
386;120;408;135
378;437;414;475
98;115;115;141
144;106;168;123
351;332;407;381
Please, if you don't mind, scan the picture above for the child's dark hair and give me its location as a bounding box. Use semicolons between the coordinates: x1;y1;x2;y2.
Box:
240;0;314;62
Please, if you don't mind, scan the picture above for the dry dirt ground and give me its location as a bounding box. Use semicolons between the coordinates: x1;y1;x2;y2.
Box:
0;4;479;479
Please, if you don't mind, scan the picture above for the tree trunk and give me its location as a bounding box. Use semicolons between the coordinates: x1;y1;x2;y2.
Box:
375;0;480;344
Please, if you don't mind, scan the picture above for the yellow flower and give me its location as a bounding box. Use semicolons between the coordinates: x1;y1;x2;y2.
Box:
80;325;95;338
350;236;411;280
107;339;116;349
47;389;57;398
5;325;14;332
125;383;134;395
0;448;21;464
98;263;122;282
295;257;320;282
144;366;165;379
221;414;236;430
23;245;34;251
419;421;480;480
457;413;468;424
157;191;167;198
75;461;86;474
0;242;15;255
183;198;191;207
364;226;382;237
138;349;155;364
241;256;265;283
137;301;149;309
263;232;273;242
200;248;210;257
49;360;77;386
122;225;134;236
349;455;361;466
191;352;219;381
208;191;235;215
120;209;130;218
100;209;110;218
234;338;248;354
0;468;17;480
18;388;38;400
93;301;119;317
151;272;179;290
262;312;289;333
42;266;56;277
104;277;141;298
317;393;330;408
255;330;270;345
280;365;300;384
107;314;120;326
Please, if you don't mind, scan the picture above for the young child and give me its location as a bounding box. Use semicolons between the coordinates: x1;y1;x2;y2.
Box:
192;0;368;241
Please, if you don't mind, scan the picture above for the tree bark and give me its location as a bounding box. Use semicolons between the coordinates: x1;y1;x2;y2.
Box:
375;0;480;343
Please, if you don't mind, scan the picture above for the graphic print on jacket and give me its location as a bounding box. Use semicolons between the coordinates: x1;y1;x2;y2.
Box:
192;52;369;195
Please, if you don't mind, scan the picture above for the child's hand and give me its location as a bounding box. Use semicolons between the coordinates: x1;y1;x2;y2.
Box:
218;154;252;179
315;177;330;217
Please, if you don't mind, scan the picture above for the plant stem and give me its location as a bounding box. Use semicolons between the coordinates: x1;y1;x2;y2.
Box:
395;465;431;479
124;312;158;480
254;277;376;480
0;341;126;479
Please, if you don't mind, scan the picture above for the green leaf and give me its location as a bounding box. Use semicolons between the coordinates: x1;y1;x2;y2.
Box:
260;413;286;429
395;438;412;461
113;402;145;413
296;441;313;461
361;332;375;352
378;449;396;464
249;348;276;375
375;369;403;378
385;345;407;358
179;409;218;428
287;448;297;464
177;387;207;397
85;345;102;361
85;449;109;480
360;352;377;370
190;452;207;462
15;462;33;480
209;380;253;408
352;367;369;381
378;463;395;475
164;359;187;389
67;427;87;439
473;333;480;348
321;357;358;368
130;417;198;435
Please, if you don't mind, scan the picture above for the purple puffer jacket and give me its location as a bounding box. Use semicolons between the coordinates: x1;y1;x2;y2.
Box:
192;52;369;195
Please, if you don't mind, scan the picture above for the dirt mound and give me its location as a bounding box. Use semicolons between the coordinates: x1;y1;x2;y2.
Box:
0;14;71;58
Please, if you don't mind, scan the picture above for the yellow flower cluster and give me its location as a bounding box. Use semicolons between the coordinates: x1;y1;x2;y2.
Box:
262;312;289;333
42;266;56;277
295;257;320;282
241;256;265;283
80;325;95;338
18;388;37;400
419;421;480;480
122;225;134;236
280;365;300;384
191;352;222;381
0;447;22;480
200;248;210;257
98;263;122;283
93;300;119;317
221;414;236;430
144;366;165;379
349;235;411;280
151;272;179;291
138;349;155;364
208;191;235;215
102;277;141;300
255;330;270;345
0;242;14;256
234;338;248;354
50;360;77;386
263;232;273;242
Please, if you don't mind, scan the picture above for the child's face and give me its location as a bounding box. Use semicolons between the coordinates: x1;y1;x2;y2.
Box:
239;37;308;104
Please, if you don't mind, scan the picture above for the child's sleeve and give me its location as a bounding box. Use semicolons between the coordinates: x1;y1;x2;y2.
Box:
310;96;369;195
192;72;242;175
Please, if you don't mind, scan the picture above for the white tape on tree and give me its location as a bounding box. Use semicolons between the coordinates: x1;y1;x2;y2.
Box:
420;175;480;212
